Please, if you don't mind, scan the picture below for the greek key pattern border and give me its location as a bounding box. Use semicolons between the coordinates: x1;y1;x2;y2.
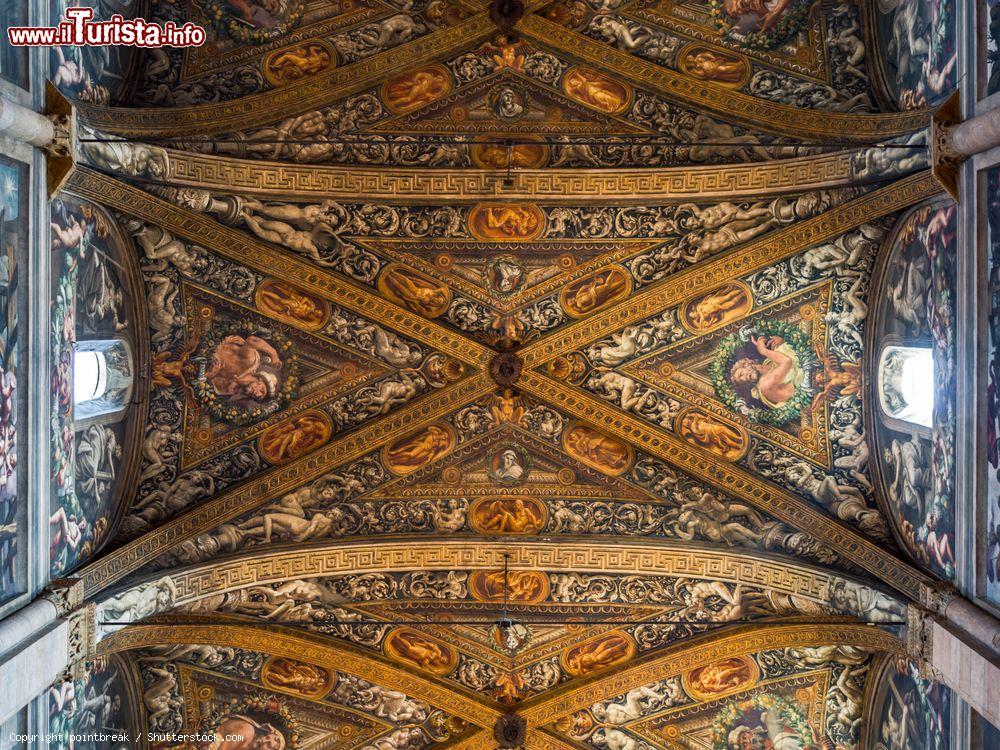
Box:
139;148;871;203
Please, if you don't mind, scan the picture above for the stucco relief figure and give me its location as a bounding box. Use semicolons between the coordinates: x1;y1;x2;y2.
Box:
562;632;635;676
378;265;452;317
100;576;177;631
560;267;632;317
829;579;904;622
261;656;334;697
667;489;766;546
383;628;456;674
382;66;452;113
471;497;546;533
79;128;169;179
562;423;633;476
259;412;332;465
676;410;747;460
887;252;930;335
239;198;348;265
884;433;931;518
383;424;455;474
470;141;547;169
205;334;284;404
773;457;885;536
562;67;631;113
255;279;329;330
683;283;752;332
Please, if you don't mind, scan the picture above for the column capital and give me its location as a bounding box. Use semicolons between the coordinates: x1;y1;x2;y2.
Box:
919;580;961;617
40;578;84;617
906;603;945;682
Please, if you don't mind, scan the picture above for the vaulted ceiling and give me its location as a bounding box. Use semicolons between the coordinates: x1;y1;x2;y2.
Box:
47;0;960;746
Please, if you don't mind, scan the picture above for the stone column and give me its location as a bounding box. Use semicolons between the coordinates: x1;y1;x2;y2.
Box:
947;107;1000;159
0;95;55;148
907;585;1000;731
0;579;94;724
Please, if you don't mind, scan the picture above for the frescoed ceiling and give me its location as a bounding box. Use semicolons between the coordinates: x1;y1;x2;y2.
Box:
45;0;962;746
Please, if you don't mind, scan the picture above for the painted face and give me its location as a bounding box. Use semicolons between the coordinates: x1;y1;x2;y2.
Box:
730;359;759;385
246;379;267;400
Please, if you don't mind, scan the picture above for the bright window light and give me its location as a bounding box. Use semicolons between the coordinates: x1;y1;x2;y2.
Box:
74;349;108;406
878;346;934;429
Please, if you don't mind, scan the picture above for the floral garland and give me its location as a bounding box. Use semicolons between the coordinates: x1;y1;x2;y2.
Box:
190;320;298;426
202;694;301;749
200;0;304;44
709;319;815;426
708;0;814;50
710;693;815;750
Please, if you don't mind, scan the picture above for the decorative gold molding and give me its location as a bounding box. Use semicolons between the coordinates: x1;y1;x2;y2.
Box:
518;373;927;600
76;14;498;137
98;622;501;725
517;622;902;722
137;146;875;203
519;171;942;366
518;14;931;142
103;538;881;610
78;374;495;596
64;168;493;369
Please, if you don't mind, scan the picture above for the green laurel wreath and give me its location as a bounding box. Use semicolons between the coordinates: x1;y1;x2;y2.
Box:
709;319;814;426
711;693;816;750
190;320;299;425
201;0;304;44
708;0;814;50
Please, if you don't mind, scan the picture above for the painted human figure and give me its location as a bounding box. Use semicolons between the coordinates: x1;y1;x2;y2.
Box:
730;335;804;408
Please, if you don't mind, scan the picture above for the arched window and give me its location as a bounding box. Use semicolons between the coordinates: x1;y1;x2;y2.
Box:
877;345;934;429
73;339;133;425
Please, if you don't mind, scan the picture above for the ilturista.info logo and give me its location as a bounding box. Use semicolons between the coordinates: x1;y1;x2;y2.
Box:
7;6;206;47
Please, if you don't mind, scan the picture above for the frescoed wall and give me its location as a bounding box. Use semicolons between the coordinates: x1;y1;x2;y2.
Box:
874;0;957;108
49;197;141;576
987;0;1000;97
870;201;957;580
47;657;135;750
0;0;29;87
867;656;950;750
0;156;26;606
986;167;1000;607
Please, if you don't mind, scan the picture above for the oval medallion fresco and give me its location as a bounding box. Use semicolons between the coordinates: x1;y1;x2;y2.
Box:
676;45;750;89
262;42;336;87
468;204;545;241
468;569;550;603
561;422;634;476
561;631;636;676
383;628;457;674
377;264;453;318
258;410;332;465
681;281;753;333
561;66;632;114
381;64;453;114
261;656;335;698
255;278;330;331
470;496;547;534
681;655;759;701
675;408;748;461
559;266;633;318
382;422;456;475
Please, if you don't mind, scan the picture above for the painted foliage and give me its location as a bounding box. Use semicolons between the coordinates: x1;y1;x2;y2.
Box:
0;157;26;604
874;0;956;108
49;198;137;575
871;202;956;580
48;658;134;750
868;656;950;750
986;168;1000;606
